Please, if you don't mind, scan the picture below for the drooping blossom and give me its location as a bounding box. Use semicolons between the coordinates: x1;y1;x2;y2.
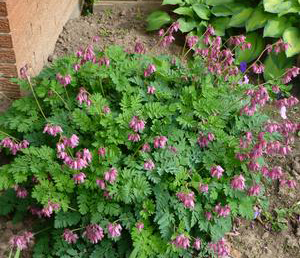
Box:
103;190;112;200
207;133;215;142
63;229;78;244
73;64;80;72
141;143;151;152
144;64;156;77
43;124;63;136
153;136;168;148
103;106;111;114
76;87;91;106
160;35;175;47
230;175;245;190
172;234;190;249
205;211;212;221
214;203;230;217
63;134;79;148
280;106;287;119
158;29;165;37
197;132;214;147
193;238;201;250
176;191;195;209
9;231;34;250
248;160;260;171
199;183;209;193
209;238;230;257
128;133;141;142
136;222;144;232
147;86;156;94
96;179;106;189
14;185;28;198
83;224;104;244
56;74;71;86
248;184;261;196
210;165;224;179
187;35;198;49
282;66;300;84
42;201;60;217
169;22;180;34
252;63;264;74
228;35;246;46
129;116;145;132
134;42;145;54
268;166;283;180
99;57;110;67
98;147;106;157
73;172;86;184
168;146;177;153
0;138;29;155
107;223;122;238
144;160;155;171
92;35;100;42
104;167;118;183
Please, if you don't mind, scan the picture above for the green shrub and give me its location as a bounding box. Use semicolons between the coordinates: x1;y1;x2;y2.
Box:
0;31;299;257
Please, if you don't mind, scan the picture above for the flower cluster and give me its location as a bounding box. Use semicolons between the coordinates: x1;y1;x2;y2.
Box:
144;159;155;171
134;41;145;54
63;229;79;244
107;223;122;238
56;74;71;86
42;201;60;217
172;234;190;249
214;203;231;217
129;116;145;132
147;86;156;94
14;185;28;198
176;191;195;209
266;39;289;54
0;137;29;155
43;124;63;136
83;224;104;244
230;175;245;190
210;165;224;179
158;22;179;47
104;167;118;183
282;66;300;84
9;231;34;250
209;238;230;257
76;87;91;106
153;136;168;148
144;64;156;77
197;132;215;148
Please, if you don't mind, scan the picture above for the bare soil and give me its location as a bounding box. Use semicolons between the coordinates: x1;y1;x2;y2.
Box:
1;6;300;258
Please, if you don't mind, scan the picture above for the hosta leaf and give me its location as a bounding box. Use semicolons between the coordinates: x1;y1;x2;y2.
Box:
178;17;197;33
162;0;183;4
278;0;300;16
263;17;291;37
206;0;234;6
146;11;171;31
173;7;194;18
211;5;233;16
283;27;300;57
229;8;254;28
235;32;265;63
192;4;211;20
246;7;271;32
263;0;292;13
211;17;230;36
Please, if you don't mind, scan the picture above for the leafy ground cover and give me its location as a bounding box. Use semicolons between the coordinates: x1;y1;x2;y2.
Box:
0;7;297;257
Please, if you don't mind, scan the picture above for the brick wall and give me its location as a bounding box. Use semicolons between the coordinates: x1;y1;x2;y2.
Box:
0;0;80;99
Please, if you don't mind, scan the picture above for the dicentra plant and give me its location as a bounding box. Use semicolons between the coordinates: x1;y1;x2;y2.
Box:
0;25;299;257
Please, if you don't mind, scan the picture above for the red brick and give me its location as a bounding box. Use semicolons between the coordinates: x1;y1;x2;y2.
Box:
0;18;9;32
0;63;17;77
0;49;16;63
0;2;7;17
0;34;13;48
0;78;20;97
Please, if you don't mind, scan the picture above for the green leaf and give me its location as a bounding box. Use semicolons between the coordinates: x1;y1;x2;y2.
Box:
246;7;271;32
229;8;254;28
178;17;197;33
206;0;234;6
239;198;254;219
263;51;294;81
192;4;211;20
211;17;230;36
263;0;292;13
173;7;194;18
235;32;265;63
211;5;233;16
146;11;171;31
283;27;300;57
263;17;290;37
54;211;81;228
162;0;183;4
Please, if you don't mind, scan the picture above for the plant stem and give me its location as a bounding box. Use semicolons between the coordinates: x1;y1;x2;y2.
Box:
28;80;47;121
52;89;71;111
0;130;20;141
34;227;51;236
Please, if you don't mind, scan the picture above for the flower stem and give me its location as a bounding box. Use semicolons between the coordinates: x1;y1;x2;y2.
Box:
28;80;47;121
34;227;51;236
52;89;71;111
0;131;19;141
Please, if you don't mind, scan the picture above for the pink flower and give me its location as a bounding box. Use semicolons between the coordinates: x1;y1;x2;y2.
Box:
286;180;297;188
68;134;79;148
210;165;224;179
42;201;60;218
9;231;34;250
268;166;283;180
199;183;209;193
144;64;156;77
187;35;198;48
207;133;215;142
103;106;111;114
98;147;106;157
128;133;141;142
83;224;104;244
176;191;195;209
63;229;78;244
56;74;71;86
92;36;100;42
214;203;230;217
169;22;180;33
73;64;81;71
197;136;209;148
107;223;122;238
83;148;92;162
153;136;168;148
147;86;156;94
209;238;230;257
141;143;151;152
248;160;260;171
144;160;155;171
43;124;63;136
231;175;245;190
193;238;201;250
73;172;86;184
0;137;29;155
205;211;212;221
104;168;118;183
96;179;106;189
280;106;287;119
129;116;145;132
76;87;91;106
134;42;145;54
158;29;165;37
136;222;144;232
248;184;261;196
14;186;28;198
173;234;190;249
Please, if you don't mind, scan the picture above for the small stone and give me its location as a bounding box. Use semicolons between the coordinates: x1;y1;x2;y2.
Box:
262;232;269;239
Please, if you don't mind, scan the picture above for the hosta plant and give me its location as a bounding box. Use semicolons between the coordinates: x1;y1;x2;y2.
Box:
0;27;299;258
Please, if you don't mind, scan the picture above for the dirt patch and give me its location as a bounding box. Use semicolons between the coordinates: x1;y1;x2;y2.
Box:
52;7;181;60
